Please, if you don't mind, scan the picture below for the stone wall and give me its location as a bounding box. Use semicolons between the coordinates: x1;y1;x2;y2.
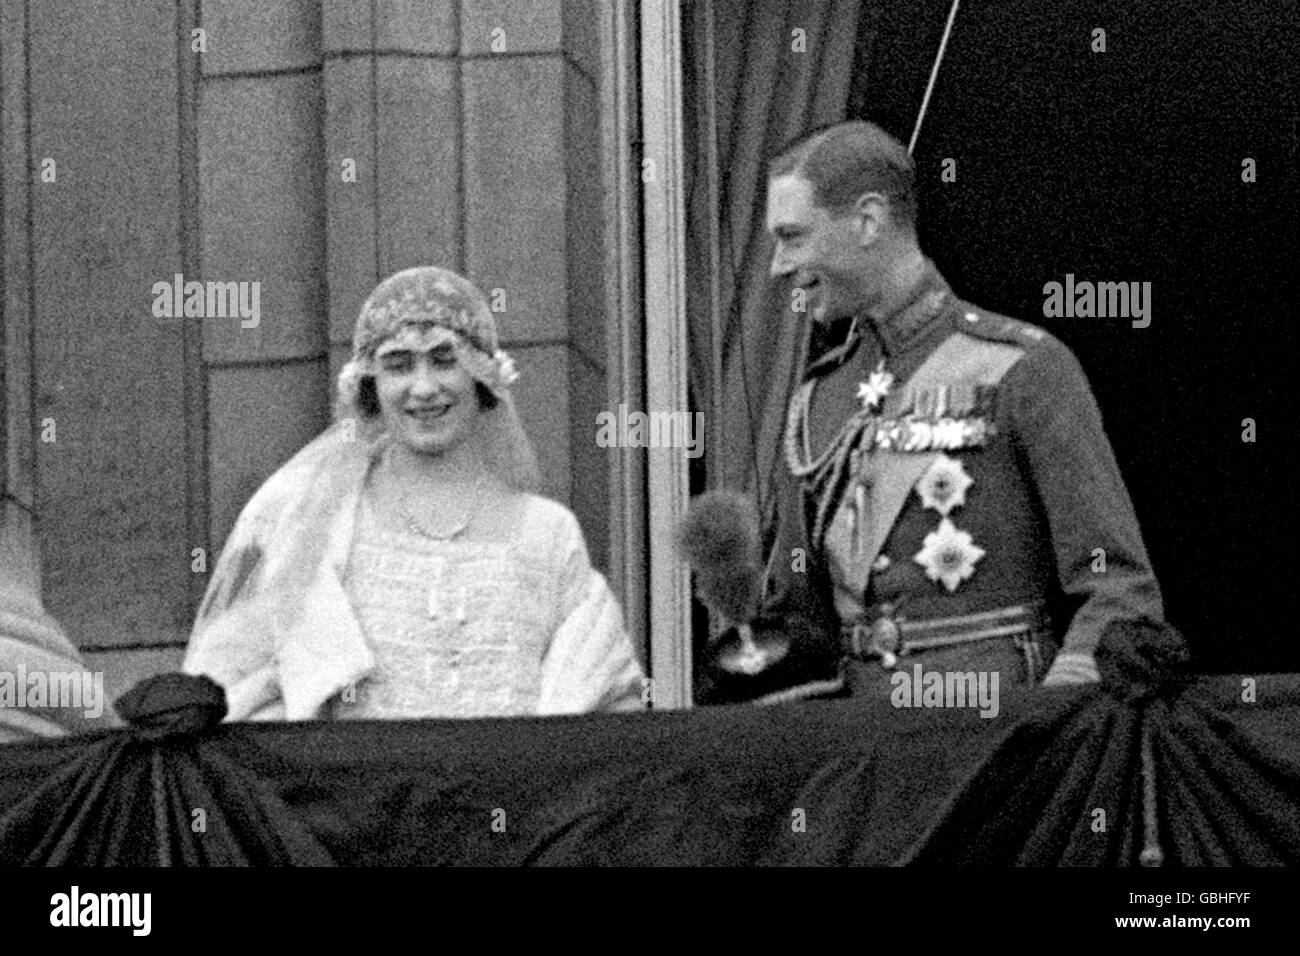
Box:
0;0;618;724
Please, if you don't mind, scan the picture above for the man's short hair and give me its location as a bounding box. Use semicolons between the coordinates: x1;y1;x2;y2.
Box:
768;121;917;229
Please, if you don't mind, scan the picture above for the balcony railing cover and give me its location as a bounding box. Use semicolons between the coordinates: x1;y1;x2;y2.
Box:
1;668;1297;865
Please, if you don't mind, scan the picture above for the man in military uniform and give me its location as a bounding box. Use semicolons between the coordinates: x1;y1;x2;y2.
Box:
702;121;1168;703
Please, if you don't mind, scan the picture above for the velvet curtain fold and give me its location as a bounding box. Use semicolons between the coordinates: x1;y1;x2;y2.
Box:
3;674;1297;865
684;0;868;516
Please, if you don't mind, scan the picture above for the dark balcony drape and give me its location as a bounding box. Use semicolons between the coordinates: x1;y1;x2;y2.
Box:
2;670;1297;866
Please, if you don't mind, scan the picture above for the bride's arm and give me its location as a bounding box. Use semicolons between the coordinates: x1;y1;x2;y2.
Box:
536;509;646;715
182;498;284;721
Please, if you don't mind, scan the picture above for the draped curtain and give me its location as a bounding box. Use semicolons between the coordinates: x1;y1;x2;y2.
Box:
4;672;1298;864
683;0;871;530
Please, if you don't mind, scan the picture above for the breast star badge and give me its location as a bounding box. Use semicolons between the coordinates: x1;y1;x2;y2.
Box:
915;453;974;516
914;517;986;592
856;361;894;411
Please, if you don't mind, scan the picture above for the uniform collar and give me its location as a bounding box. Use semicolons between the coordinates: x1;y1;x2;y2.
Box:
803;260;950;379
803;316;860;378
868;259;950;357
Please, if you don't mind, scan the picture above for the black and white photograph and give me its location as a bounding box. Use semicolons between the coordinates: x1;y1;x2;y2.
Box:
0;0;1296;921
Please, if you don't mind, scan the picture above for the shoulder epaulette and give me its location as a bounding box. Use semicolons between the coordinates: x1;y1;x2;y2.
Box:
950;302;1050;349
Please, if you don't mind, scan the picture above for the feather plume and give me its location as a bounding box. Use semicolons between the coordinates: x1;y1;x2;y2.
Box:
674;490;764;624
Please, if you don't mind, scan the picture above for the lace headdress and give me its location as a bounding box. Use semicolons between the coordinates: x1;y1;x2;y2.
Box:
335;266;540;493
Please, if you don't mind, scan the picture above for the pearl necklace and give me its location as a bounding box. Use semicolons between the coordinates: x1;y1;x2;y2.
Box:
381;448;491;540
399;475;489;539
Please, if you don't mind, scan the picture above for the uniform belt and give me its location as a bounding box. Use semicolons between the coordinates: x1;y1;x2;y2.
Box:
842;603;1049;667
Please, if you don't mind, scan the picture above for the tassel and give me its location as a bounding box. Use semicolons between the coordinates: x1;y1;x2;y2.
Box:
1139;720;1165;866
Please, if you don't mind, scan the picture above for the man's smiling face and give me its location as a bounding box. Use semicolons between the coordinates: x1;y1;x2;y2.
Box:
765;172;873;323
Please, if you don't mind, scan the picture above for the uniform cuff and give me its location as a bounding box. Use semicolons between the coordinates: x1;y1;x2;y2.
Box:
1041;651;1100;686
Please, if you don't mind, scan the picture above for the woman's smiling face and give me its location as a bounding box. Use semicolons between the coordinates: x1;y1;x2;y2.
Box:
373;327;480;455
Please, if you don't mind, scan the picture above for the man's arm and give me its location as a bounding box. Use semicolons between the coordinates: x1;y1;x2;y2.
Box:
698;456;845;703
1005;338;1167;684
755;460;843;646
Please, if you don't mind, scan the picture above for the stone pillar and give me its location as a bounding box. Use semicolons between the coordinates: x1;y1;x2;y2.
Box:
0;0;96;741
1;333;90;741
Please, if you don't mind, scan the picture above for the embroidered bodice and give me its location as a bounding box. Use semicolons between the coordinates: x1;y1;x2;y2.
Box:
331;496;560;719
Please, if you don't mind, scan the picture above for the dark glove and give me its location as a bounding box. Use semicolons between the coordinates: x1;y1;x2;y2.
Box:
1095;616;1192;702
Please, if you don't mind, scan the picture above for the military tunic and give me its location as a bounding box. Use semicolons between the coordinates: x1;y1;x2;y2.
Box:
701;263;1166;703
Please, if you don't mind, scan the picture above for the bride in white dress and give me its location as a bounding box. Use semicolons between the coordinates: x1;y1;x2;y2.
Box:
183;267;645;720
